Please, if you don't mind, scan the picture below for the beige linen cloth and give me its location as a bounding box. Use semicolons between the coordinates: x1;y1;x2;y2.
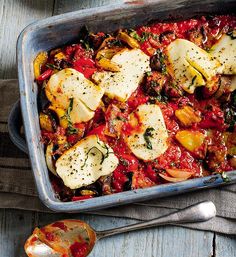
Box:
0;79;235;234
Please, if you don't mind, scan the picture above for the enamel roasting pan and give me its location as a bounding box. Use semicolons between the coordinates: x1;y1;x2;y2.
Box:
9;0;236;212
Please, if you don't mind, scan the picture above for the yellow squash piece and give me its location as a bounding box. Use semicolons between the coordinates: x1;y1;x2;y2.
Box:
48;105;68;129
39;113;53;132
117;31;140;48
33;51;48;79
175;130;205;152
175;106;201;126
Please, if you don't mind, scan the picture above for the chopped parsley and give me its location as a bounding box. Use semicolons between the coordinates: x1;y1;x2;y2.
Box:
188;75;197;89
46;63;61;70
128;29;158;43
143;127;155;150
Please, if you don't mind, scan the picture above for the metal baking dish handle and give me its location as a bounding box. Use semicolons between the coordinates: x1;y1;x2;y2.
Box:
8;100;28;154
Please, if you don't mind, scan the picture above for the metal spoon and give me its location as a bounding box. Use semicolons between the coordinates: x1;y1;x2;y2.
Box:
25;201;216;257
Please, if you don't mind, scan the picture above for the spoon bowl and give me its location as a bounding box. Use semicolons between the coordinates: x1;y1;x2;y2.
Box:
25;201;216;257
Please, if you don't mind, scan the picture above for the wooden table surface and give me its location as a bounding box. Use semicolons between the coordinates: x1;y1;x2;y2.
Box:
0;1;235;256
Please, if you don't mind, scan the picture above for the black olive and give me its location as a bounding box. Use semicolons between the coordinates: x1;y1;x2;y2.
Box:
123;172;133;191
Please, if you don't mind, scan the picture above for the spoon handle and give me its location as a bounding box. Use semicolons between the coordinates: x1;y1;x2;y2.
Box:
96;201;216;239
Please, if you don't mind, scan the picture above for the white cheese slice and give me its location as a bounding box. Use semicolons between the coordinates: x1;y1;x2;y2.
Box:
210;34;236;74
56;135;119;189
126;104;168;161
167;39;220;93
92;49;150;101
46;68;104;123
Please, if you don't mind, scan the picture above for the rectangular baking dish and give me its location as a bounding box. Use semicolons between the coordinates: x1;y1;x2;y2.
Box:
17;0;236;212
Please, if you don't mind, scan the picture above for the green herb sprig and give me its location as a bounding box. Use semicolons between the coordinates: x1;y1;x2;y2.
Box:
143;127;155;150
62;98;78;135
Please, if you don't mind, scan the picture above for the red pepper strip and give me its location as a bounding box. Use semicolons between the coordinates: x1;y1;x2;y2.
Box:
74;57;95;67
74;66;97;79
37;69;53;81
72;195;93;201
87;125;106;141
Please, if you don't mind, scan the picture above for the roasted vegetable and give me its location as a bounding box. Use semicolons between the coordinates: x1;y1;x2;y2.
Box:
45;143;57;176
175;130;205;152
205;145;227;171
175;106;201;126
48;105;68;129
144;71;167;96
159;173;189;182
150;49;166;73
117;31;140;48
39;113;54;132
166;168;193;179
187;28;204;47
96;58;121;72
33;51;48;79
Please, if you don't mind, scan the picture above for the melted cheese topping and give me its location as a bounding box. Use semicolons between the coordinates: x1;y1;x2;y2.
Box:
126;104;168;161
56;135;119;189
167;39;220;93
210;34;236;74
46;68;104;123
92;49;150;101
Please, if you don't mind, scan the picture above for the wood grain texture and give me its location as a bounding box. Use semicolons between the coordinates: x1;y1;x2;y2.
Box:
215;234;236;257
0;209;38;257
0;0;54;79
54;0;123;15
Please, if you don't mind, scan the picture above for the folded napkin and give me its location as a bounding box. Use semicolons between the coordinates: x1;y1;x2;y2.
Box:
1;79;235;235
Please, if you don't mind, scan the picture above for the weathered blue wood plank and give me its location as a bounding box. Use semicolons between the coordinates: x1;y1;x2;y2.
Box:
0;0;54;79
215;234;236;257
0;209;37;257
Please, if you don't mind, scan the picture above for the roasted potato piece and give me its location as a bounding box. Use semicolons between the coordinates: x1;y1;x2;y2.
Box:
176;130;205;152
205;145;227;171
175;106;201;126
